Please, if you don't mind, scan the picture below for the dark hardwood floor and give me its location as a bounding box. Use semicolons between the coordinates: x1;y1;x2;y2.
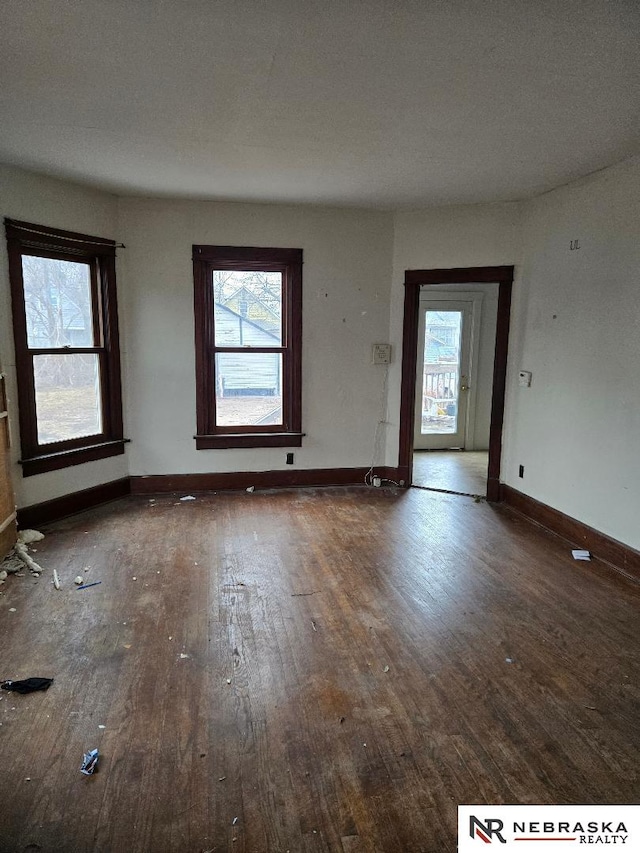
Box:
0;487;639;852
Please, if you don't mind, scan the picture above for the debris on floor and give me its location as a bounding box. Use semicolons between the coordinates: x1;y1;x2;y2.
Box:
572;549;591;561
0;553;24;575
180;495;196;501
74;576;84;585
383;665;390;673
53;569;61;590
1;677;54;694
311;620;317;631
17;530;44;546
2;530;47;582
14;543;43;576
81;748;99;775
505;657;514;664
17;529;45;546
76;581;102;591
246;486;255;493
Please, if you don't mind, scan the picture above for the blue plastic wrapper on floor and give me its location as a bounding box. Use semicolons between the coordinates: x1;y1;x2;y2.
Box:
81;749;99;775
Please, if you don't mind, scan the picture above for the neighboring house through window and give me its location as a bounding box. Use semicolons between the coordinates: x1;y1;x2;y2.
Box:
193;245;303;448
5;219;126;476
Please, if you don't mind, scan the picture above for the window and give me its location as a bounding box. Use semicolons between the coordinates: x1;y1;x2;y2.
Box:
193;245;303;449
5;219;126;476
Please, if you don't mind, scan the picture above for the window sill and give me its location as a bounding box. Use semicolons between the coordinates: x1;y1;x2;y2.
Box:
195;432;304;450
20;439;129;477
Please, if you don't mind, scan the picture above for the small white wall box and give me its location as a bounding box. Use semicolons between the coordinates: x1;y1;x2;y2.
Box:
372;344;392;364
518;370;532;387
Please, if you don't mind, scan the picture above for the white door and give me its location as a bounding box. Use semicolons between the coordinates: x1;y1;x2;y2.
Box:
414;300;475;450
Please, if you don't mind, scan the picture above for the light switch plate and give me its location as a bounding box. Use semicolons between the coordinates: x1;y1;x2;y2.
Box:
372;344;391;364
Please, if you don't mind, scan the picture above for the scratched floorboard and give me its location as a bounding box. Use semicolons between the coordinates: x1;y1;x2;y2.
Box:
0;487;638;852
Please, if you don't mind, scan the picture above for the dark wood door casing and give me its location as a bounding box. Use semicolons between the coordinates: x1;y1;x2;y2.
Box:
399;266;514;501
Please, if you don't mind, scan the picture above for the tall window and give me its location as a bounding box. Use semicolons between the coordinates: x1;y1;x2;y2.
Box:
5;219;125;476
193;245;302;449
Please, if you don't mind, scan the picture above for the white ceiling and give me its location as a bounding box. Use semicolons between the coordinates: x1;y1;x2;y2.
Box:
1;0;639;208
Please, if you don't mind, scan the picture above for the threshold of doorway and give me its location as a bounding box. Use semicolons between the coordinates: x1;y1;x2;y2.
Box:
410;483;485;500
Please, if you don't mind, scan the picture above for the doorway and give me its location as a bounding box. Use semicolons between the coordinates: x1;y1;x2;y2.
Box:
398;266;514;502
413;287;497;496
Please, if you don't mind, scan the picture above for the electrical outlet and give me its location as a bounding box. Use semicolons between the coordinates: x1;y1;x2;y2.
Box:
286;452;294;465
518;464;524;478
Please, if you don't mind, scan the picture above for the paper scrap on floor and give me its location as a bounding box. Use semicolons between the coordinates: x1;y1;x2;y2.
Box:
572;549;591;561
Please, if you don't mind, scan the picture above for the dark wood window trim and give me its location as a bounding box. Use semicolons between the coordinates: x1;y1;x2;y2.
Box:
193;245;303;450
5;219;127;477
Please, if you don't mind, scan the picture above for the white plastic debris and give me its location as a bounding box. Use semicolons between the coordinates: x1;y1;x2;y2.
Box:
572;549;591;561
383;665;390;673
246;486;255;493
53;569;61;590
180;495;196;501
17;529;45;545
14;543;44;575
74;576;84;585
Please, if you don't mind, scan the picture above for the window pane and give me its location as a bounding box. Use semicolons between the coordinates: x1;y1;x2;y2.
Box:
22;255;94;348
213;270;282;346
215;352;282;426
420;310;462;435
33;354;102;444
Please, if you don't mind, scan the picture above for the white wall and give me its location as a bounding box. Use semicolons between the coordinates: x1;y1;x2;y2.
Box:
118;197;393;475
502;156;640;550
387;203;523;465
0;165;128;508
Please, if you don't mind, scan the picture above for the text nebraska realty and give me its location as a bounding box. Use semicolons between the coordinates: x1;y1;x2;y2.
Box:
514;821;629;844
472;816;630;844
